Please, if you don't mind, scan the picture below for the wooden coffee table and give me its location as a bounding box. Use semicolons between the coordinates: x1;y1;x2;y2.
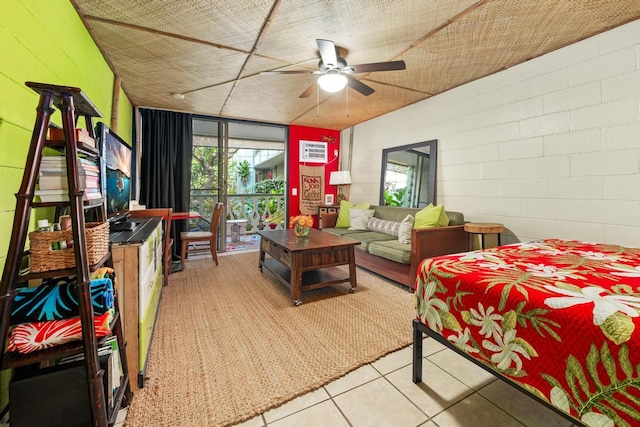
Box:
257;228;360;306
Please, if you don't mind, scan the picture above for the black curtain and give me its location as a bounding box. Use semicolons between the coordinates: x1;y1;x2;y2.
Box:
139;109;193;259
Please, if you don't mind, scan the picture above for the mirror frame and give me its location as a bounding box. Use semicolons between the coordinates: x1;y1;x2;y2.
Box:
379;139;437;208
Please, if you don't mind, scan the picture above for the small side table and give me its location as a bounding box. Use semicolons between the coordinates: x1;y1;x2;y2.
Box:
464;222;505;249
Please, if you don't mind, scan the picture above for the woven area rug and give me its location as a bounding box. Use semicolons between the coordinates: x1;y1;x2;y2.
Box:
124;252;415;427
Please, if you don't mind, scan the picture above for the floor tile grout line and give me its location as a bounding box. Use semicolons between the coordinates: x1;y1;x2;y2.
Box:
411;355;483;421
260;387;353;427
326;390;355;427
380;372;434;426
259;393;332;425
472;391;529;427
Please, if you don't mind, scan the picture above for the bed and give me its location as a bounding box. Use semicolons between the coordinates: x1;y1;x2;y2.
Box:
412;239;640;427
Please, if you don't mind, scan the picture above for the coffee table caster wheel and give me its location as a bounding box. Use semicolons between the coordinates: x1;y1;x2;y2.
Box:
349;287;356;293
294;299;302;306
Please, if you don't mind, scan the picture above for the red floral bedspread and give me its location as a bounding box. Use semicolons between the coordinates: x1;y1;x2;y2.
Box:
415;239;640;427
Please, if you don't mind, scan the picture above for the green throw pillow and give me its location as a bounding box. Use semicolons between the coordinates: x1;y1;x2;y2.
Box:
414;204;449;229
336;200;370;228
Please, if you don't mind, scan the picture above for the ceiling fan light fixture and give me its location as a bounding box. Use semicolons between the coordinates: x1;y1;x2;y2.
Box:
318;71;347;93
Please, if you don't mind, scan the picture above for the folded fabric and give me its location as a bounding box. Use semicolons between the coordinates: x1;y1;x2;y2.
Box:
10;277;114;325
91;267;119;293
7;310;113;354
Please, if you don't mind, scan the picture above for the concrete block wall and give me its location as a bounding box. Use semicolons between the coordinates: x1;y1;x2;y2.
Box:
343;20;640;247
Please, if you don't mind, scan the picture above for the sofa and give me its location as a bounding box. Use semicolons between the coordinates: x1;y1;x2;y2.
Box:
321;205;469;290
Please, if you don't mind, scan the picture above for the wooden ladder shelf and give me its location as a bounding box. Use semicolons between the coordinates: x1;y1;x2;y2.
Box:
0;82;132;426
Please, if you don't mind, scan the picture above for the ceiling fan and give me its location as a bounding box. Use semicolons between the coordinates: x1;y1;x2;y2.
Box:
261;39;406;97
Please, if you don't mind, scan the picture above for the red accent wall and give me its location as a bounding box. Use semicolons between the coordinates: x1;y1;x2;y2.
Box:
288;125;341;228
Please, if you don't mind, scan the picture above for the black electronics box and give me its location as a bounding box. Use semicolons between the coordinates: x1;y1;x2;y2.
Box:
9;354;112;427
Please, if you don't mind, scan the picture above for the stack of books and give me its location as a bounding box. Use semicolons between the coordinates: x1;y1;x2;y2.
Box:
35;156;102;202
49;127;96;148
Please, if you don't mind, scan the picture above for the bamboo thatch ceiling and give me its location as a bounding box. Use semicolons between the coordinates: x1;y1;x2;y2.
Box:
72;0;640;131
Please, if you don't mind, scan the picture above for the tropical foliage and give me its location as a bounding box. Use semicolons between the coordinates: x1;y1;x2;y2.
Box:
191;143;285;225
384;187;407;206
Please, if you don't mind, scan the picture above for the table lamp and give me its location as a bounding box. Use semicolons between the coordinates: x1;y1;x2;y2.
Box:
329;171;352;203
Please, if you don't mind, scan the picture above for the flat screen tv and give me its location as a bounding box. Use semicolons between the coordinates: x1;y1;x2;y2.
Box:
96;123;132;218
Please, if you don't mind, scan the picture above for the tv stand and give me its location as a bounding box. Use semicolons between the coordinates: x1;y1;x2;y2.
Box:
110;221;137;232
109;217;163;389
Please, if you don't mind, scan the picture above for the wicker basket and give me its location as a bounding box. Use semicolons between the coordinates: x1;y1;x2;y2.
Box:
29;222;109;273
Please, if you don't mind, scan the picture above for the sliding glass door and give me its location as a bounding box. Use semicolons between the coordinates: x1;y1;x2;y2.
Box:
190;118;287;252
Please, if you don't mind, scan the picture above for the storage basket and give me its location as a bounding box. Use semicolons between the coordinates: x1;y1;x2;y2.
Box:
29;222;109;273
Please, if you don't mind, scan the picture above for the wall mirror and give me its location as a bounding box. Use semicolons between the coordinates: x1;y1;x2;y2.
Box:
379;139;437;208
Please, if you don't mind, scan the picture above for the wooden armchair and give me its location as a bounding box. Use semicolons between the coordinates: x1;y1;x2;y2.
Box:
128;208;174;286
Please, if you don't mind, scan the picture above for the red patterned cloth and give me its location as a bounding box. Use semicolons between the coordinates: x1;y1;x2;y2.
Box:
415;239;640;426
7;310;113;354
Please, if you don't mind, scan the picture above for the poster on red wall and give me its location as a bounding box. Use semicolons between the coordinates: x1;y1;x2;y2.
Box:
299;165;324;215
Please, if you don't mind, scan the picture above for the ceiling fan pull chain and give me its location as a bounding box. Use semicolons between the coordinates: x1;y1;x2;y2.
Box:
316;81;320;117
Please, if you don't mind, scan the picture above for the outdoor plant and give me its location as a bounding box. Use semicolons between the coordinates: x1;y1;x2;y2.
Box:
237;160;251;185
384;187;407;206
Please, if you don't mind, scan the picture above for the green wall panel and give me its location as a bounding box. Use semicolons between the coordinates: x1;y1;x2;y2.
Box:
0;122;30;170
0;168;21;207
118;89;134;144
0;75;40;131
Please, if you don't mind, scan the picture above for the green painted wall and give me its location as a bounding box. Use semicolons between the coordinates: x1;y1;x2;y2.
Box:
0;0;134;411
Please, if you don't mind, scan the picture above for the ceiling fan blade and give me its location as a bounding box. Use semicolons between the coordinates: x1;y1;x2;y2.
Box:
299;82;316;98
260;70;316;75
316;39;338;68
350;60;406;73
346;75;375;96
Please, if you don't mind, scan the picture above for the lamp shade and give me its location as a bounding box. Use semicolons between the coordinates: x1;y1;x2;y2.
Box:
329;171;352;185
318;71;348;93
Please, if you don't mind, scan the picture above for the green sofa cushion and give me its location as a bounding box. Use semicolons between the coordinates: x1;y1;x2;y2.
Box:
321;228;366;237
348;231;395;251
368;240;412;265
371;205;417;222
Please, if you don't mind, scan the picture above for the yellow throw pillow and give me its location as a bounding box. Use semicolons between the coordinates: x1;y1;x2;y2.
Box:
414;204;449;228
437;207;449;227
336;200;370;228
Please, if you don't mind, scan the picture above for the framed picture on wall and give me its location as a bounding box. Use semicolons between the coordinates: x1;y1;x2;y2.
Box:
324;194;335;205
